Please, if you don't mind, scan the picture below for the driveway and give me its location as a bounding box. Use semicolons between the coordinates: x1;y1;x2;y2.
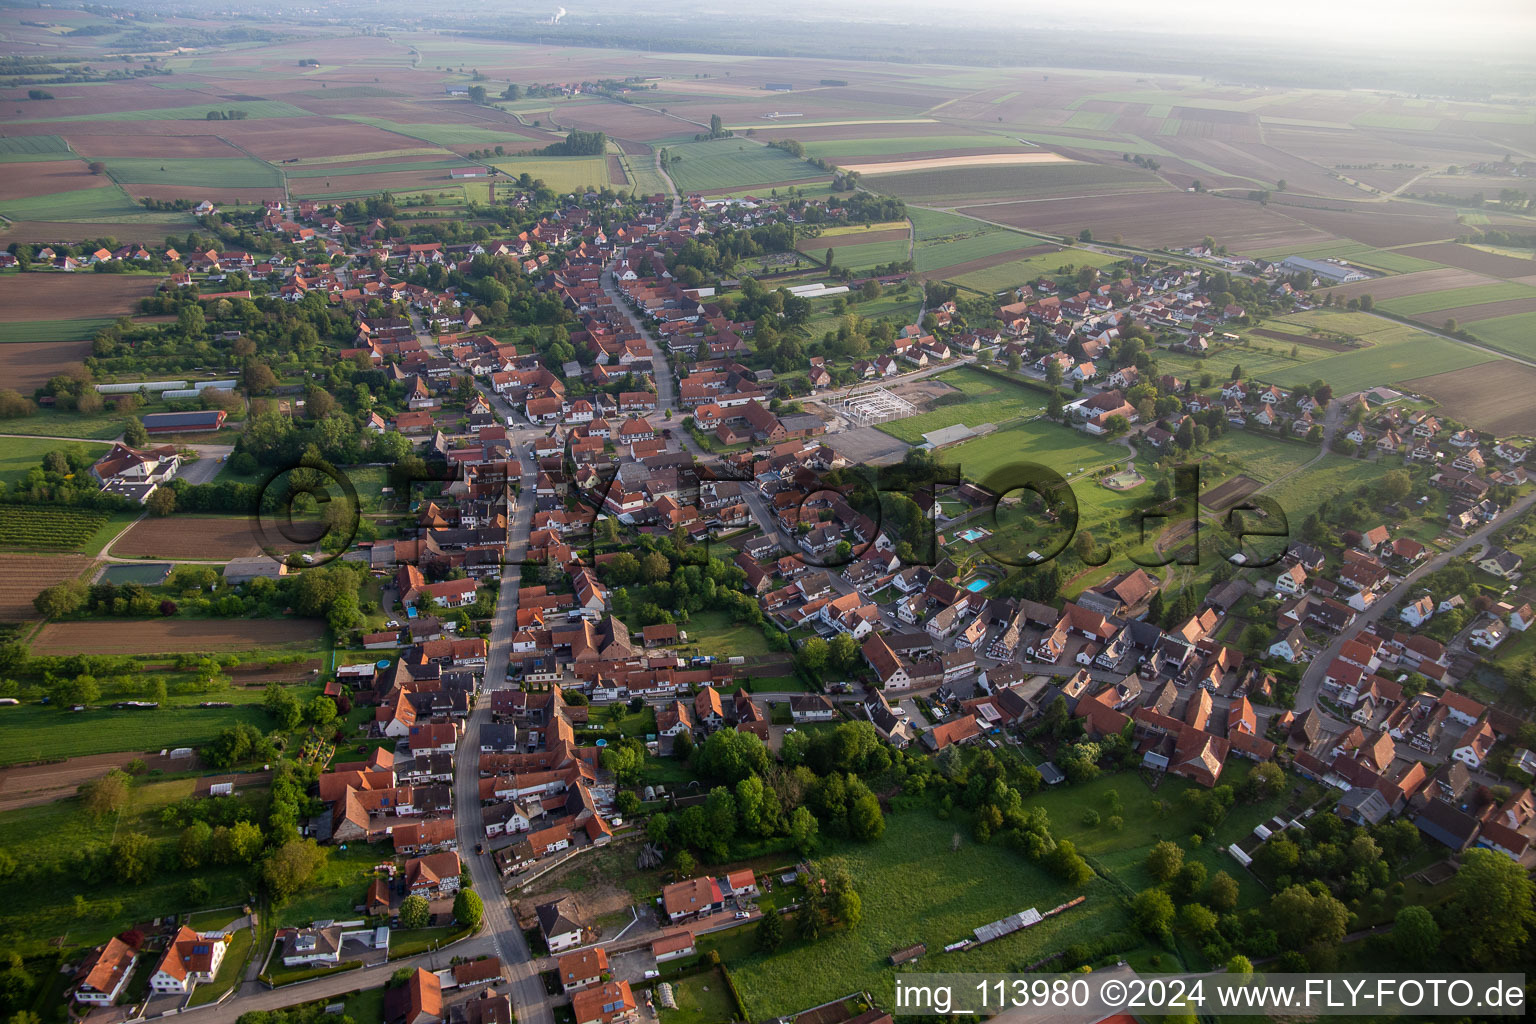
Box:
178;444;234;485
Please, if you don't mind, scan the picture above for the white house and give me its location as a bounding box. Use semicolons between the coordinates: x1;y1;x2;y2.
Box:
150;927;228;995
1400;595;1434;628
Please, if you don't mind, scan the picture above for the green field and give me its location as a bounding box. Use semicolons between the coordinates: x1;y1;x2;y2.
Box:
0;437;109;490
490;155;614;193
817;238;910;271
0;702;273;766
1352;113;1440;131
0;134;73;161
1378;282;1536;316
724;810;1128;1018
680;609;772;657
0;184;147;222
0;317;115;343
909;207;1003;242
335;116;539;147
1462;312;1536;360
1347;249;1446;274
876;366;1049;443
802;292;921;338
0;406;132;439
1199;432;1316;484
915;227;1039;273
1258;335;1498;391
948;248;1122;295
801;134;1024;160
865;162;1157;203
103;157;283;189
284;158;483;179
17;100;314;123
665;139;827;192
1267;454;1395;523
940;419;1127;484
660;968;739;1024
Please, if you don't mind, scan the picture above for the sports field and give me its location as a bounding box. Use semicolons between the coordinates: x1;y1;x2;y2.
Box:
875;367;1048;443
942;419;1126;484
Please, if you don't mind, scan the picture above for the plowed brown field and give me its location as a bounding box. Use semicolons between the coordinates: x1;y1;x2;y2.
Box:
0;553;93;621
112;516;263;559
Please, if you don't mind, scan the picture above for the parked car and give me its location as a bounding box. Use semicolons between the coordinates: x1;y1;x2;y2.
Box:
734;912;750;920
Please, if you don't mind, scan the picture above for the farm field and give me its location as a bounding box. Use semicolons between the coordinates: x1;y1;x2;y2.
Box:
490;155;614;193
964;190;1333;251
1257;334;1497;392
797;226;909;251
111;516;265;559
0;504;111;552
871;162;1156;203
0;318;113;345
1460;313;1536;361
100;156;283;189
29;618;328;654
818;238;909;271
948;248;1122;295
0;183;149;222
664;139;827;193
724;810;1130;1019
1398;242;1536;280
914;225;1039;273
333;116;542;148
0;273;162;319
1346;249;1447;275
0;134;74;160
1403;363;1536;436
1377;282;1536;316
844;152;1075;174
0;552;94;621
800;134;1020;160
16;99;315;123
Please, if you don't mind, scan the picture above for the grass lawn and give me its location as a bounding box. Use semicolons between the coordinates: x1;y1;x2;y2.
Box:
1199;432;1316;485
801;291;920;338
0;702;274;766
274;842;379;928
389;924;466;959
937;418;1126;484
722;809;1128;1019
0;406;133;439
680;610;772;657
1264;454;1394;524
665;139;827;193
0;436;110;490
660;967;738;1024
186;926;253;1007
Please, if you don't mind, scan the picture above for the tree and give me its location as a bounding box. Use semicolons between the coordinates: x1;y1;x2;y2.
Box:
1270;884;1349;953
1179;902;1217;937
454;888;484;929
848;791;885;841
212;820;264;864
399;894;431;929
243;360;278;396
1226;954;1253;976
1078;228;1093;242
1132;887;1175;939
1393;905;1439;967
261;839;328;900
79;769;130;817
1446;848;1535;967
1145;840;1183;883
1377;469;1413;504
305;695;337;727
179;821;212;868
87;161;106;175
123;417;150;447
675;850;696;878
263;682;302;730
756;908;784;951
111;832;157;884
1206;870;1240;912
34;579;88;618
788;805;819;854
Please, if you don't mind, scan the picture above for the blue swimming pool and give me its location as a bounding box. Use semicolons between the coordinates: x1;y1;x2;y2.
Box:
957;528;987;542
965;579;990;592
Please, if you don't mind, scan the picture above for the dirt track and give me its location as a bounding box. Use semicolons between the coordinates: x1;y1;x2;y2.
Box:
0;750;176;811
